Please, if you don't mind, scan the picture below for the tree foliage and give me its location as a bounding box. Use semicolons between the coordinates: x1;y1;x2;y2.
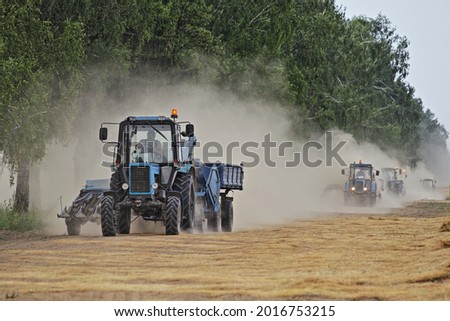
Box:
0;0;85;209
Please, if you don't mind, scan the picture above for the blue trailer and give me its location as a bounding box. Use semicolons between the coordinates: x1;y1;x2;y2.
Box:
194;162;244;232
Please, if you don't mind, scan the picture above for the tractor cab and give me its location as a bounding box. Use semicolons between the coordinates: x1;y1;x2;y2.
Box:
343;162;378;193
99;110;195;197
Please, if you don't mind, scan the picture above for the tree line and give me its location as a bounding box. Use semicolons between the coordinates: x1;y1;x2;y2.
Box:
1;0;448;210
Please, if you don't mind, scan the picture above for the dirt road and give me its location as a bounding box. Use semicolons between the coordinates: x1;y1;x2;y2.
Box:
1;201;450;300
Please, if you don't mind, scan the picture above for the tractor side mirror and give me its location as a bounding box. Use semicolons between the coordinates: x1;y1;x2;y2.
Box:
185;124;194;137
375;170;380;176
99;127;108;141
341;169;345;175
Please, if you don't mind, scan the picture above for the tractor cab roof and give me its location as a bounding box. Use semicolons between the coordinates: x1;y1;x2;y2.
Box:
124;116;174;123
350;163;373;169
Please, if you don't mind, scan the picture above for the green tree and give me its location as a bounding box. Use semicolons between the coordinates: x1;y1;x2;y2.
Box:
334;14;420;158
286;0;347;134
0;0;85;210
206;0;296;103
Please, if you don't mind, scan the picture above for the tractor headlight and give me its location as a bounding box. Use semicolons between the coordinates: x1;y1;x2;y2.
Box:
122;183;129;190
363;187;368;191
351;186;355;191
152;182;159;190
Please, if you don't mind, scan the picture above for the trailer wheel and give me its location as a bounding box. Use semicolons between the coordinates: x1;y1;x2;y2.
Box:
207;209;221;232
116;208;131;234
101;195;116;237
164;195;181;235
221;200;233;232
174;173;195;232
66;219;81;236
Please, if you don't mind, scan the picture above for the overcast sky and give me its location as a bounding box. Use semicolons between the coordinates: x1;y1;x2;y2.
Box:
336;0;450;137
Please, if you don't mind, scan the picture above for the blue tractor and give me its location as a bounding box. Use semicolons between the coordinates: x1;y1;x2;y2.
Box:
379;167;406;197
342;162;379;207
97;109;244;236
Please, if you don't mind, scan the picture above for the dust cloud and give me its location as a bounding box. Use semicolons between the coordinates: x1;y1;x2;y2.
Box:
1;83;447;234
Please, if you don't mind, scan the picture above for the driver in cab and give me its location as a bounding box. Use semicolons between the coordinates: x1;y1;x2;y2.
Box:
133;128;163;162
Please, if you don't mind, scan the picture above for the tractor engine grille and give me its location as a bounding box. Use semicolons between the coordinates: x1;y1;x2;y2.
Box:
354;181;364;192
130;166;150;193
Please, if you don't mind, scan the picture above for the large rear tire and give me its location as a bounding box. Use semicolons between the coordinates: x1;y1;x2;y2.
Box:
221;200;233;232
164;195;181;235
101;195;116;237
173;173;195;232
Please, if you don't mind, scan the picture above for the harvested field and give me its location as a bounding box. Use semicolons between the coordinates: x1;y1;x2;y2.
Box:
1;200;450;300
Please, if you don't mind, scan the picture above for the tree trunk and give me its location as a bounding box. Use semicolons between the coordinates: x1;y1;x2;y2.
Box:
29;164;41;210
15;158;30;212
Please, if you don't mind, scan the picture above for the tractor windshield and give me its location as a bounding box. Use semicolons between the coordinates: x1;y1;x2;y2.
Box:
382;169;396;180
350;166;372;179
127;123;173;163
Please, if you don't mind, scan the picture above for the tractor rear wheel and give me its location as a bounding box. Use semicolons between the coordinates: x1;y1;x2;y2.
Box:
174;173;195;232
221;200;233;232
164;195;181;235
101;195;116;237
66;219;81;236
116;208;131;234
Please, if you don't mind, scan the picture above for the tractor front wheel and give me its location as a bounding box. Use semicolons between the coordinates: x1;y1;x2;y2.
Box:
164;195;181;235
101;195;116;237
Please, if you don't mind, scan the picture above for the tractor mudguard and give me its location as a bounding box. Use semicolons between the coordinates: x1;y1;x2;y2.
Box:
102;190;120;203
